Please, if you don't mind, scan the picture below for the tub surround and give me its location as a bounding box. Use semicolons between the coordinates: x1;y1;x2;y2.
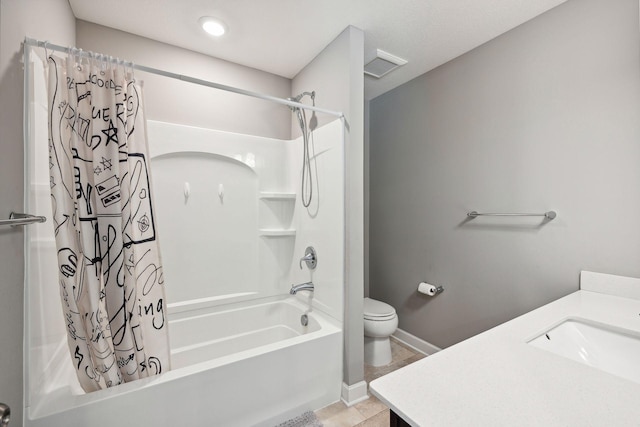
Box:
147;119;345;322
370;271;640;426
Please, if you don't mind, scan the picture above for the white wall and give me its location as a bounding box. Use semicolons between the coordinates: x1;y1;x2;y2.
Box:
369;0;640;349
292;26;365;391
76;20;292;140
0;1;75;424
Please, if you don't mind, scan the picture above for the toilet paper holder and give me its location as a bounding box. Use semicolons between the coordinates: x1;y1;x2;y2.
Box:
418;282;444;296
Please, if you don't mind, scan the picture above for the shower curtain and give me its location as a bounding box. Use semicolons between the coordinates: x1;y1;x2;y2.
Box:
46;53;170;392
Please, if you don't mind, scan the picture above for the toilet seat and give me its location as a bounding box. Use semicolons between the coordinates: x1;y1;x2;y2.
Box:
364;297;396;321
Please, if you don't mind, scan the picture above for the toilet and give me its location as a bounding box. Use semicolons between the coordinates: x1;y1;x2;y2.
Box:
363;297;398;366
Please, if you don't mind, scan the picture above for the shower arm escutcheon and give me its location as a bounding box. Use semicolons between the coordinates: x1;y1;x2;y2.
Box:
299;246;317;270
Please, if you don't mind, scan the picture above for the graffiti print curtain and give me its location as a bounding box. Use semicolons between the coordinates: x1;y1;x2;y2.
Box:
47;54;171;392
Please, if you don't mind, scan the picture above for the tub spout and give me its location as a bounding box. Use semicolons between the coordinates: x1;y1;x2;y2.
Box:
290;281;314;294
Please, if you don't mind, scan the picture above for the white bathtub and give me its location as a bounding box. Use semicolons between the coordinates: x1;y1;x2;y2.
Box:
25;297;342;427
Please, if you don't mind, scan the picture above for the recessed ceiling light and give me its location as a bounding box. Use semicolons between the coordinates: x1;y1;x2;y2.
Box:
199;16;226;37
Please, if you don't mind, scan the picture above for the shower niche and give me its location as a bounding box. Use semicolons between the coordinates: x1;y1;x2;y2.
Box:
258;192;296;237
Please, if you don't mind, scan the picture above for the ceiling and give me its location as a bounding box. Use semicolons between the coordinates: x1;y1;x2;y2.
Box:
68;0;567;100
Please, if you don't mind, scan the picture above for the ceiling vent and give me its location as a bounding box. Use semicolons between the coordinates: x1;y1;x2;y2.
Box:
364;49;408;79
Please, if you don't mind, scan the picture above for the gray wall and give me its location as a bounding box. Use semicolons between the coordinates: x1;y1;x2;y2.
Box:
77;20;291;140
369;0;640;349
292;26;366;390
0;1;76;424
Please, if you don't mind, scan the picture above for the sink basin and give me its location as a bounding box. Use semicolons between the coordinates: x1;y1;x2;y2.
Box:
528;318;640;384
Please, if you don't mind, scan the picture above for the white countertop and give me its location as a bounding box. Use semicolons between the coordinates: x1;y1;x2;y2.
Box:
370;284;640;426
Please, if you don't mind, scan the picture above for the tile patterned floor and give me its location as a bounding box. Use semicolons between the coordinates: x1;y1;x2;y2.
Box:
314;339;426;427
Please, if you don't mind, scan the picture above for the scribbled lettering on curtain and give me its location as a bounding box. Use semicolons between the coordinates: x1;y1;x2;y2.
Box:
47;54;171;392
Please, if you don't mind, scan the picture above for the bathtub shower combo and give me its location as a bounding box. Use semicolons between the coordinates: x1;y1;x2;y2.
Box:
23;42;345;426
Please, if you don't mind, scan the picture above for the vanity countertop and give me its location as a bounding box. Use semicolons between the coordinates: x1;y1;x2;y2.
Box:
370;286;640;426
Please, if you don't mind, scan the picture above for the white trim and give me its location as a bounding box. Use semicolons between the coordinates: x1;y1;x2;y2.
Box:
341;381;369;407
392;328;442;356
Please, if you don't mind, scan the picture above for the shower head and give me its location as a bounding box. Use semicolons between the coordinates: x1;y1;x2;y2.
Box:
287;91;315;111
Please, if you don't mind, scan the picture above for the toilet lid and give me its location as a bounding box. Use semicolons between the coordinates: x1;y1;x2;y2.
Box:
364;297;396;319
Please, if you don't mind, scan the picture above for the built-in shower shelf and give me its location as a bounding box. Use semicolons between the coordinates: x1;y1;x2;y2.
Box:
259;192;296;201
259;229;296;237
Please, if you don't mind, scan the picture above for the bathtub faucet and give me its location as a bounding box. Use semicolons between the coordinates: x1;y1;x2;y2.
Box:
290;281;314;294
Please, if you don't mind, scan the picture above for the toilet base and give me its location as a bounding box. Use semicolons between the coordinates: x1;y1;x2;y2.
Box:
364;336;392;367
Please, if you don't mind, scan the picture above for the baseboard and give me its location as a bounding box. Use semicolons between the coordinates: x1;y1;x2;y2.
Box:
341;381;369;407
392;328;441;355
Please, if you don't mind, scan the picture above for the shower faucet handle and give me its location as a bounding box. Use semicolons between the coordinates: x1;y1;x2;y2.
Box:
299;246;317;270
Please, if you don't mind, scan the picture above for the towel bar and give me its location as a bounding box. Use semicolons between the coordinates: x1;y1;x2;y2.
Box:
467;211;556;220
0;213;47;227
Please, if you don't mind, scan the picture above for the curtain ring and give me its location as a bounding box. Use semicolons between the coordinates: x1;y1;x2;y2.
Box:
76;48;84;70
68;47;78;69
111;57;116;74
99;53;106;75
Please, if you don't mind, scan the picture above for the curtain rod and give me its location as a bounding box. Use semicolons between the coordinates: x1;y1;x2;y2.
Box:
24;37;345;119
